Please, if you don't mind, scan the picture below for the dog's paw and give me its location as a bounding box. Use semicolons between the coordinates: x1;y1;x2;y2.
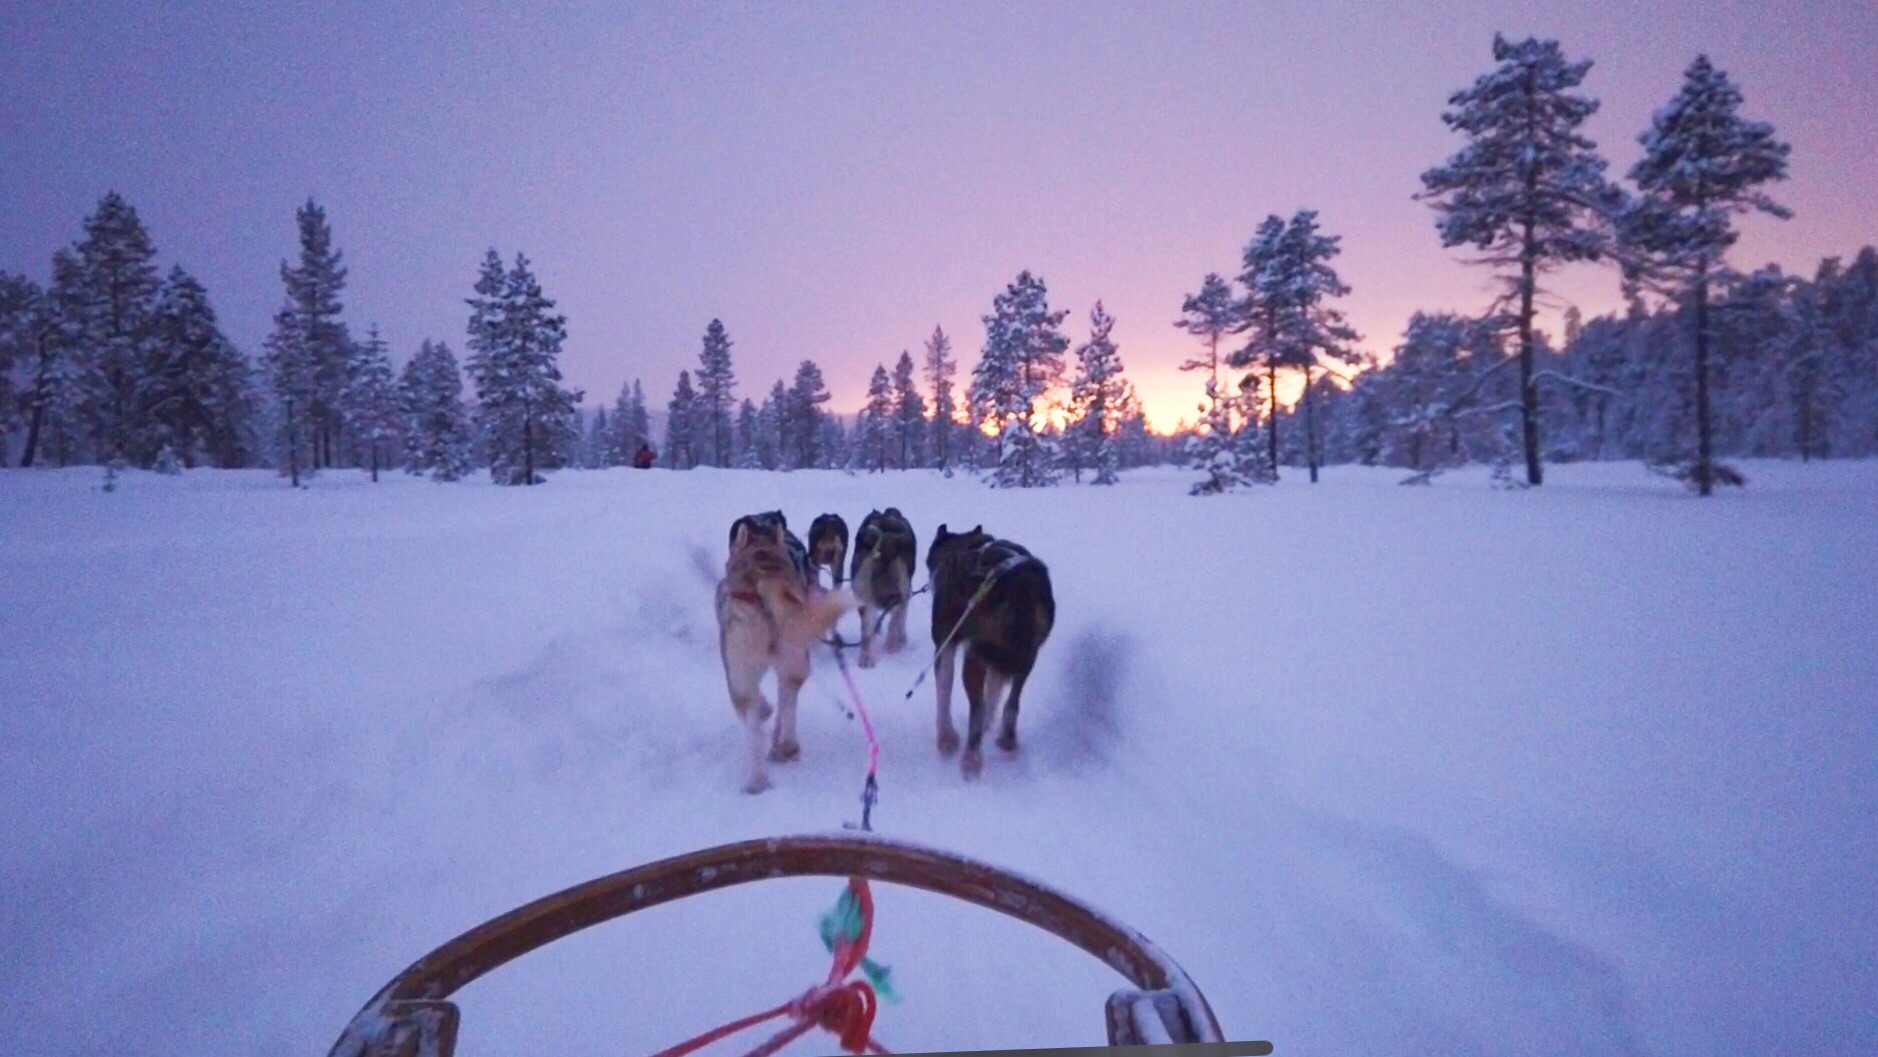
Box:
937;727;960;756
742;774;772;795
996;731;1018;753
858;653;877;670
961;749;983;780
768;740;801;763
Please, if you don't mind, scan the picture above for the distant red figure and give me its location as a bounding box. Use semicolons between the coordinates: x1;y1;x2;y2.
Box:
633;443;656;469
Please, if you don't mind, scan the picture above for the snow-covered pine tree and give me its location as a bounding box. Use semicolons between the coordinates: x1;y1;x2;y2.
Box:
857;363;894;472
891;350;925;469
16;251;90;467
280;199;352;470
604;380;635;465
664;370;697;469
0;272;36;464
1067;301;1130;485
344;325;401;480
923;326;958;471
145;267;254;468
975;271;1069;488
785;360;831;470
695;319;736;467
627;380;651;461
465;252;582;485
584;406;610;468
757;379;787;469
263;303;315;486
1621;55;1791;495
733;398;761;469
1176;273;1240;394
1176;272;1248;491
68;192;162;466
1419;34;1624;486
820;413;851;471
1235;210;1360;483
400;339;474;480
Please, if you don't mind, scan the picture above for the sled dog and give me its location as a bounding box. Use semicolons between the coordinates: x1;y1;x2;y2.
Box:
925;524;1055;779
716;515;851;794
728;510;809;582
807;513;849;589
850;508;917;668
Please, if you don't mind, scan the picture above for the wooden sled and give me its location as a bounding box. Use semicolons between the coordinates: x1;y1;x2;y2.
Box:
326;832;1226;1056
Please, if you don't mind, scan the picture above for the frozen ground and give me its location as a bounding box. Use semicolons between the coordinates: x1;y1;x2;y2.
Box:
1;460;1873;1057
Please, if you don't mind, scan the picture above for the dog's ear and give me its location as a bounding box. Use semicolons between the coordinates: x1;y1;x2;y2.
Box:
771;522;786;545
935;523;949;540
971;524;983;535
733;522;752;549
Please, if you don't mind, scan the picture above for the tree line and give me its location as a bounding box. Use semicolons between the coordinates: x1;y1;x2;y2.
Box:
1169;38;1864;497
5;38;1869;495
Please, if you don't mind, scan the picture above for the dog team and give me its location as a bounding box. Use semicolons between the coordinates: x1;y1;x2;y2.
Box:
714;507;1055;794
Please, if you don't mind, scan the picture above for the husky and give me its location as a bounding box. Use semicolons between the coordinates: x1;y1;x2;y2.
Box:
728;510;809;582
807;513;849;589
849;508;917;668
925;524;1055;779
716;515;851;794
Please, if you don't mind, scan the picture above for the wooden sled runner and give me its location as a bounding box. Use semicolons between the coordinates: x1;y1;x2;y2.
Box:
326;832;1226;1057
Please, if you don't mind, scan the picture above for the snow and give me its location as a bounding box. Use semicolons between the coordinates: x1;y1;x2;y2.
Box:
1;461;1873;1057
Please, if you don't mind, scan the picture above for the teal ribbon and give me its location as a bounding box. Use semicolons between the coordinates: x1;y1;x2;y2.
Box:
819;887;899;1003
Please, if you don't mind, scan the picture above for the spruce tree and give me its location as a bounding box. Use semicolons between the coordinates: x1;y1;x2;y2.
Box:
975;270;1069;487
858;363;895;472
400;339;474;480
1419;34;1623;486
923;325;958;471
0;272;36;463
280;200;352;469
145;267;252;468
694;319;737;467
664;369;697;469
891;349;925;469
18;251;90;467
263;304;315;486
733;398;761;469
465;252;581;484
785;360;831;469
627;380;652;460
344;325;401;480
1067;301;1130;485
757;379;787;469
1622;55;1791;494
70;192;162;465
585;405;610;468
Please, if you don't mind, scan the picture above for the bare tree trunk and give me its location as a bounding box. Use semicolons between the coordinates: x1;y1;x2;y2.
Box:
1518;228;1543;486
524;408;536;486
286;401;301;488
1267;360;1279;479
1304;367;1319;483
1694;267;1714;495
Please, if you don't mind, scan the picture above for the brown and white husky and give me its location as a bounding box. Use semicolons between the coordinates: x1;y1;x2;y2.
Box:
715;516;852;793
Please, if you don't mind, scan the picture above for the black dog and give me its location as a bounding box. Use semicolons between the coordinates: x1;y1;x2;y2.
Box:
850;508;917;667
926;524;1055;779
807;514;849;589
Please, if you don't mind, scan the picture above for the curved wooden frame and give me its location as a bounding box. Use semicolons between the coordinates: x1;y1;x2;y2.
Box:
328;832;1224;1057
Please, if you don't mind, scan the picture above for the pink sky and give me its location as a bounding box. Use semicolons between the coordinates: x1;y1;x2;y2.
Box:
4;1;1873;431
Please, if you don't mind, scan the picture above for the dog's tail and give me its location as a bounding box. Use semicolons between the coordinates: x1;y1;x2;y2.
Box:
778;587;857;656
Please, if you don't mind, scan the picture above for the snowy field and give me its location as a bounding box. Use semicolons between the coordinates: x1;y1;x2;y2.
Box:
2;461;1874;1057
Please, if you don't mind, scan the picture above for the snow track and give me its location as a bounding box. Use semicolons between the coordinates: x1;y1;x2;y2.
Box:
2;462;1873;1056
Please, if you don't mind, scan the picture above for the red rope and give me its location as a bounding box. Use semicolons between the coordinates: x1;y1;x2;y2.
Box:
644;879;890;1057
